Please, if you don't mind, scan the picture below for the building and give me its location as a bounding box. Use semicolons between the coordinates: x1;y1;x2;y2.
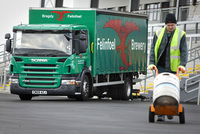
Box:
41;0;200;24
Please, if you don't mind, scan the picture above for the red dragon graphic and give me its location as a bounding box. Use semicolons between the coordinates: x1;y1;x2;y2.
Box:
50;11;73;21
104;19;140;70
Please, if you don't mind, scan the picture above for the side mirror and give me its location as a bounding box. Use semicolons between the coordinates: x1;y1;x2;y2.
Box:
6;39;12;53
5;33;11;39
79;34;86;40
79;34;86;53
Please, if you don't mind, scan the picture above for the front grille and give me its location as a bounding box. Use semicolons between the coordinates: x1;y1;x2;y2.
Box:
24;69;55;72
27;74;53;76
24;64;56;67
19;63;61;88
25;78;55;81
23;64;58;73
25;83;55;86
20;74;60;88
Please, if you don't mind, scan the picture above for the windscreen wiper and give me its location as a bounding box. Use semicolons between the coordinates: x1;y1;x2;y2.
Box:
43;51;69;57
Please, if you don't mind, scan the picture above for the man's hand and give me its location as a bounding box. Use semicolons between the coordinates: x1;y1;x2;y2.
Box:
178;65;186;73
147;64;157;70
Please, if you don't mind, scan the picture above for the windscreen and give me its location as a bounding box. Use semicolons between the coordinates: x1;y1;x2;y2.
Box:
14;31;72;56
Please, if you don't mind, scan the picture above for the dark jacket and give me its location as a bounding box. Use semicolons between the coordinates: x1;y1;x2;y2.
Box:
149;27;188;73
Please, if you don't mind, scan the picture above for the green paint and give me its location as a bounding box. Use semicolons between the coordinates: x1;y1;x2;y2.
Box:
10;9;148;89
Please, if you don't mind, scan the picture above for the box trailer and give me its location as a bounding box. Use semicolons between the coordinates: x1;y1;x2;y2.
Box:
5;8;148;100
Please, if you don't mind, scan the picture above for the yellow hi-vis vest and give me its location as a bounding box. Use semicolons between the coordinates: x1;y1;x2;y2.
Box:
154;27;186;72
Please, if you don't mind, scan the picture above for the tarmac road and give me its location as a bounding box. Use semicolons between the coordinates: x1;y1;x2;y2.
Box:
0;93;200;134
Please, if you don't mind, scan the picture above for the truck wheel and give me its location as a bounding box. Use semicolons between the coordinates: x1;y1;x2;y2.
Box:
149;106;155;123
76;75;90;101
179;107;185;124
119;77;132;100
19;95;32;100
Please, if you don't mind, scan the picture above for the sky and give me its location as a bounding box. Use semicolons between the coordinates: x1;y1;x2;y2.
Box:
0;0;87;46
0;0;40;45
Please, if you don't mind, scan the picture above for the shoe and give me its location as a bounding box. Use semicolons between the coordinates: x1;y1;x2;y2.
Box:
167;115;173;120
157;115;165;121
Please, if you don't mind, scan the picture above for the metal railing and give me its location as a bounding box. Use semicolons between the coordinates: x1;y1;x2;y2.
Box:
184;73;200;105
0;43;11;90
182;45;200;105
187;44;200;70
199;88;200;105
133;6;190;23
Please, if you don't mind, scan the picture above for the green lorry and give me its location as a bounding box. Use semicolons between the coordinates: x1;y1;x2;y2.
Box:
5;8;148;101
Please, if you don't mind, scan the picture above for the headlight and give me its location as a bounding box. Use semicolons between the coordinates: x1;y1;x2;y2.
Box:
11;79;18;84
61;80;75;85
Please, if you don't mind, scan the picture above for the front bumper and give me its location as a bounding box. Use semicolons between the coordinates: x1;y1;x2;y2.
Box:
10;83;81;96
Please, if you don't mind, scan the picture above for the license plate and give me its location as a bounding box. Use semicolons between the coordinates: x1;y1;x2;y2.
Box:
32;91;47;95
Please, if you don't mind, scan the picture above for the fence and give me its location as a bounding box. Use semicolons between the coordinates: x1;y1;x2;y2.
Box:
0;43;10;90
133;6;190;23
184;73;200;105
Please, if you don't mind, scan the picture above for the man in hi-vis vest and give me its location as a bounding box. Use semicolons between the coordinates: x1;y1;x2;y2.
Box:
148;13;188;121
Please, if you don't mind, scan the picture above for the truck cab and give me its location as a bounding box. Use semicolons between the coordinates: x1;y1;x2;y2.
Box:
6;24;93;100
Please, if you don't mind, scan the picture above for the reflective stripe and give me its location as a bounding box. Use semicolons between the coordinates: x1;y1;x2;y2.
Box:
155;28;166;64
171;28;179;50
171;29;185;50
171;46;178;49
177;29;183;50
171;55;180;59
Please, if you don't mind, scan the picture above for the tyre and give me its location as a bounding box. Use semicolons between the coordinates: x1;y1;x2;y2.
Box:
149;106;155;123
119;77;132;100
19;95;32;100
179;107;185;124
76;75;90;101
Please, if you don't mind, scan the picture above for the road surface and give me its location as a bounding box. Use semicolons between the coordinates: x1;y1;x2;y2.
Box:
0;93;200;134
